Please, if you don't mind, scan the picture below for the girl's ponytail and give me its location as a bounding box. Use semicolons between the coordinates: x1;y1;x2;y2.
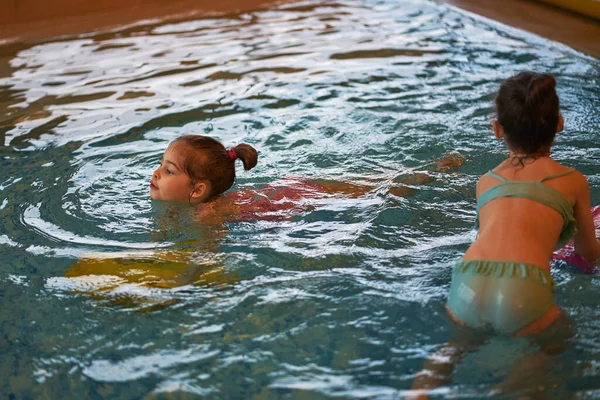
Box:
232;143;258;171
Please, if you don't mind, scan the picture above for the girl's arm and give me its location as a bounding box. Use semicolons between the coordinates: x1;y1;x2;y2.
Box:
312;153;465;198
573;173;600;261
311;181;375;198
395;153;466;184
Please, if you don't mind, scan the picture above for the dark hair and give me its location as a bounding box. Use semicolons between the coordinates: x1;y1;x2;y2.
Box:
172;135;258;201
495;71;560;155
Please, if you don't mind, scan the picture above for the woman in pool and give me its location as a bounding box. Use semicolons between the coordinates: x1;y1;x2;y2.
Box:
149;134;464;222
411;71;600;398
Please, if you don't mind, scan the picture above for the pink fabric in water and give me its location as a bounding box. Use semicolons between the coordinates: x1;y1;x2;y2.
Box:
226;178;323;221
552;206;600;274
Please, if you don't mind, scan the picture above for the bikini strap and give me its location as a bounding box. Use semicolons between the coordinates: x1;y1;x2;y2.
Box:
487;170;506;182
540;169;575;182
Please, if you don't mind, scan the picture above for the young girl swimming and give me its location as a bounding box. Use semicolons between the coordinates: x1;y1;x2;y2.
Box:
149;134;369;221
149;134;464;222
447;71;600;336
67;136;464;305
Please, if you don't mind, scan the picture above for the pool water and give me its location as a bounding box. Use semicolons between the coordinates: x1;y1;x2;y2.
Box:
1;0;599;398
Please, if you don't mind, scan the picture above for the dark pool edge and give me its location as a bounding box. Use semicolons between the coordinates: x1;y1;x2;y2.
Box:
438;0;600;59
0;0;301;46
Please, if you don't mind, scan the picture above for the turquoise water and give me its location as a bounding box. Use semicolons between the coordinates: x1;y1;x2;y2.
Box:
1;0;600;398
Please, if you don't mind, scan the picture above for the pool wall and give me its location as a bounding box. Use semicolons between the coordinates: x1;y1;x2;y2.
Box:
0;0;298;43
440;0;600;58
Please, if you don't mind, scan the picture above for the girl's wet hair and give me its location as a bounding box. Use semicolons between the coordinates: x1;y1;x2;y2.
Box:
172;135;258;201
495;71;560;155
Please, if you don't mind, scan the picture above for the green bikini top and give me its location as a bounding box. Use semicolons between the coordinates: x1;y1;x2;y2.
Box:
476;169;577;249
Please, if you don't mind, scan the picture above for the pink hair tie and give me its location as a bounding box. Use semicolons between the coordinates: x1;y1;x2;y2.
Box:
227;148;237;160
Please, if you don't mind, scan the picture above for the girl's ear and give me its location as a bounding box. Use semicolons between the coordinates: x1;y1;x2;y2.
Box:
492;120;504;139
556;114;564;133
190;182;208;201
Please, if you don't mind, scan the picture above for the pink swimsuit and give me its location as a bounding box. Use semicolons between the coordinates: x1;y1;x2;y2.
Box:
225;178;324;221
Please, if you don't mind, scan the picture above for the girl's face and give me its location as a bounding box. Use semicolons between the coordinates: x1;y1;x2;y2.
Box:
150;144;193;202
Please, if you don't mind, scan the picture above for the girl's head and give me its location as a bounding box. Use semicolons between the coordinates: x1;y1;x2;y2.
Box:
150;135;258;203
493;71;563;155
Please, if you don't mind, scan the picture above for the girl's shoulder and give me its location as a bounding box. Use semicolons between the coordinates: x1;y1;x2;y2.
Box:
475;159;586;197
475;172;497;199
563;168;591;198
488;158;582;181
540;159;587;187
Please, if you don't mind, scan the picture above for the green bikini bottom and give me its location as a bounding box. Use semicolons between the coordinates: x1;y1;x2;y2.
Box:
447;260;556;335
